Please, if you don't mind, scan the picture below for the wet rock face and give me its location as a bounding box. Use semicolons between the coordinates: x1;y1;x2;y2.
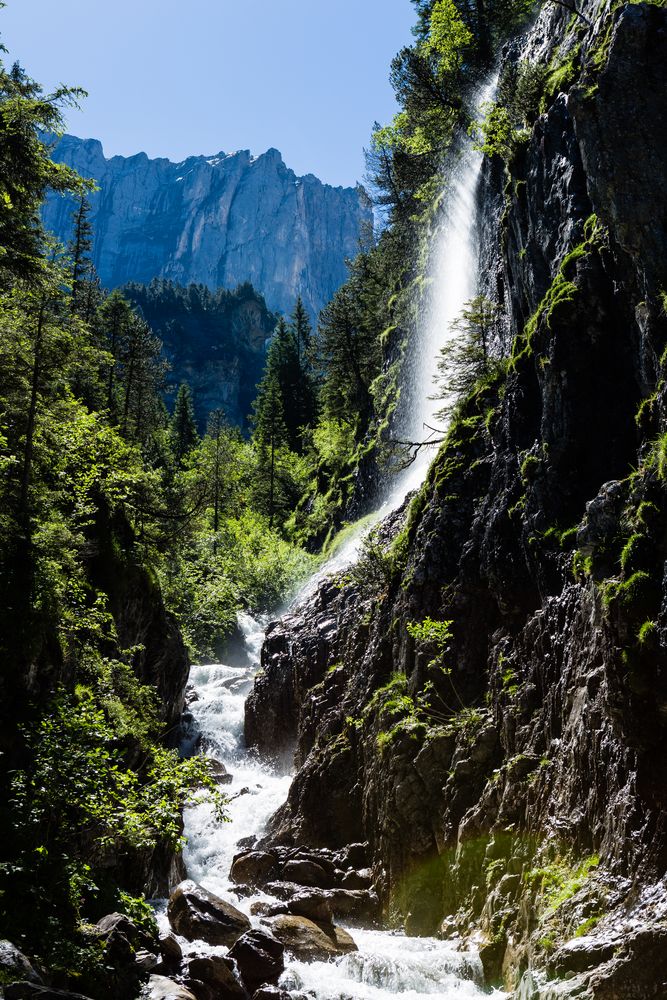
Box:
42;139;371;319
245;2;667;996
571;4;667;290
167;881;251;947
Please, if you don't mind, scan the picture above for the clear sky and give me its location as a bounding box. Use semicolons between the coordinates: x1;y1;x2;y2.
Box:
1;0;416;189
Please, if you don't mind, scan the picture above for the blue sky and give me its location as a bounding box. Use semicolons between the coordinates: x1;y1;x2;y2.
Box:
1;0;416;189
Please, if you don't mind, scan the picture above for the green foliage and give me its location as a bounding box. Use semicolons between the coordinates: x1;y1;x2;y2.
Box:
170;383;199;464
0;57;88;283
471;60;546;162
406;616;453;654
117;891;159;938
513;215;606;365
638;619;658;646
526;855;600;917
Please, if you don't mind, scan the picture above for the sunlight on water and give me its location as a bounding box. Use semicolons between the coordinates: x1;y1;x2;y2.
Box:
283;928;502;999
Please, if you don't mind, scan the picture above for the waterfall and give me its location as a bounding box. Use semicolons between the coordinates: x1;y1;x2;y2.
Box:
387;73;499;506
296;73;498;594
154;76;505;1000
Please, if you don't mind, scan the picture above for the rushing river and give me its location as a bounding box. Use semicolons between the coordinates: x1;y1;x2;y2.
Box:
161;613;506;1000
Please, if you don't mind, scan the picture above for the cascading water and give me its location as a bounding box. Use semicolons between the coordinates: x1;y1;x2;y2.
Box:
296;72;498;594
160;76;505;999
388;72;499;506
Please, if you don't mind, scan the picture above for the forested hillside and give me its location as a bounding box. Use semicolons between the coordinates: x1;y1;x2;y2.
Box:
122;280;276;430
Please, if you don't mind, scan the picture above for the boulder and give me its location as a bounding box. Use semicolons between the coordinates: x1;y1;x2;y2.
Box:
230;851;277;886
287;891;334;925
340;869;373;890
180;981;216;1000
146;976;198;1000
250;901;283;917
159;934;183;967
325;888;379;921
187;956;245;997
267;915;357;961
280;860;331;888
208;759;233;785
0;941;42;984
91;913;157;995
264;881;302;901
227;929;285;993
168;880;251;946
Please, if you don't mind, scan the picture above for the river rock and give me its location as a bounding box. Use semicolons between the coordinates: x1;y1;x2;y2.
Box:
287;891;334;924
228;929;285;992
146;976;198;1000
281;859;331;888
267;914;357;961
230;850;277;885
187;956;245;996
208;759;233;785
340;869;373;890
0;941;42;984
251;990;292;1000
159;934;183;967
167;880;250;946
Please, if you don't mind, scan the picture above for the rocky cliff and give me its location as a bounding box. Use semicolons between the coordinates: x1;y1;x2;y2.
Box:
245;2;667;997
42;138;372;318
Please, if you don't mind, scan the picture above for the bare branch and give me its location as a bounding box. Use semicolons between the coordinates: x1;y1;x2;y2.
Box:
548;0;592;26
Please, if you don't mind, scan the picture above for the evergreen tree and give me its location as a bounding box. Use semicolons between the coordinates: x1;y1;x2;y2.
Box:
170;382;199;464
318;282;381;435
289;297;318;433
0;60;86;285
98;290;133;416
432;296;501;419
68;195;94;317
117;312;167;441
252;370;288;528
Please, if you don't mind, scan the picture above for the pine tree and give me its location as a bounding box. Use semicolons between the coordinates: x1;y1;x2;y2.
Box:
289;297;318;434
318;282;381;434
98;291;134;417
252;370;288;528
432;296;500;419
170;383;199;464
68;195;94;317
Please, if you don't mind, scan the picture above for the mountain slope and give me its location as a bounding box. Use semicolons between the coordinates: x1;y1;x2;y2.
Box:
42;137;372;317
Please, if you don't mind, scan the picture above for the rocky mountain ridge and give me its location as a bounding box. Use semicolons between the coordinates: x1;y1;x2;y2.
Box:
42;137;372;318
244;2;667;997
